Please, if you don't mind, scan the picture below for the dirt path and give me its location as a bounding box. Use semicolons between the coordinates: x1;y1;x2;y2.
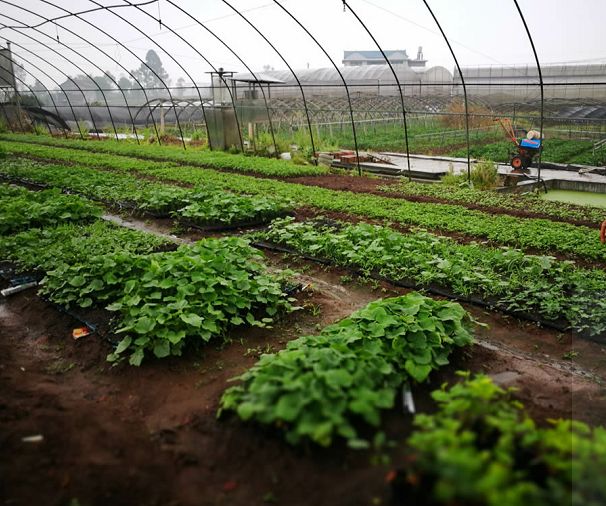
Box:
1;254;604;506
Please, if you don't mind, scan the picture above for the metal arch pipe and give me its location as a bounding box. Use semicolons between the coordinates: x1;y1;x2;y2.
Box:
90;1;187;149
221;0;317;161
165;0;277;157
141;99;164;130
133;98;158;124
0;7;119;139
0;0;159;31
421;0;471;181
9;11;146;144
2;58;54;135
36;0;162;143
2;0;192;146
0;2;141;142
122;1;245;152
0;20;104;136
0;36;85;138
0;13;142;144
2;30;101;135
1;47;66;136
274;1;361;175
512;0;544;188
342;0;412;180
122;1;214;150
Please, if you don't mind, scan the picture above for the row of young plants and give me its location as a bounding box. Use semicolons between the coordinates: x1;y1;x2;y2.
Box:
393;373;605;506
219;292;476;447
0;221;169;274
0;158;292;227
0;134;329;177
0;219;295;365
0;184;102;235
256;217;606;337
42;237;295;365
3;142;603;263
381;179;605;224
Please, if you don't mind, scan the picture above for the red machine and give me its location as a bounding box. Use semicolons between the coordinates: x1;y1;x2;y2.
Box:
495;118;542;171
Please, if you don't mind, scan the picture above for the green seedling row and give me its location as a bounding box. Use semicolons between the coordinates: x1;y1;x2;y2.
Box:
0;221;169;274
2;141;603;263
219;293;475;447
257;218;606;336
0;158;291;227
0;134;329;177
400;373;606;506
0;184;102;235
381;180;605;224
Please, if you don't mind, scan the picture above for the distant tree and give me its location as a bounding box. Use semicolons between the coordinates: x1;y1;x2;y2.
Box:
175;77;186;97
117;76;132;90
58;74;97;105
31;79;50;106
131;49;170;98
93;70;117;103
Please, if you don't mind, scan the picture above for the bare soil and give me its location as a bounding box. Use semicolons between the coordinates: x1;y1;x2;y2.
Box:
1;256;604;506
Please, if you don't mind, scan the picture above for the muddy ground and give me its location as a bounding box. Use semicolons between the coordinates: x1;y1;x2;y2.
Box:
1;162;605;505
1;251;605;506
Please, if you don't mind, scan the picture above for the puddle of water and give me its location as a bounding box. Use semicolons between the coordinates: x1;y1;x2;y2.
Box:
540;189;606;208
0;303;13;320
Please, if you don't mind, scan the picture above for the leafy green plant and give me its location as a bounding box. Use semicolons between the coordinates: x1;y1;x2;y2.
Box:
0;185;102;235
441;160;499;190
257;217;606;336
4;139;605;262
177;191;291;226
398;373;606;506
219;293;475;447
40;251;149;309
0;221;169;273
106;237;294;366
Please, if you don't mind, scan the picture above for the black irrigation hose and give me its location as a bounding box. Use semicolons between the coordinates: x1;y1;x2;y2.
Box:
251;240;573;335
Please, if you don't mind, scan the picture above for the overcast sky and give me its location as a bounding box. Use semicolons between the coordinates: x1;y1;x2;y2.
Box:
1;0;605;88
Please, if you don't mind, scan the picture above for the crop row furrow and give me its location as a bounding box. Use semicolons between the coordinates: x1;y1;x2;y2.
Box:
0;134;328;177
0;157;292;228
2;139;603;262
255;217;606;338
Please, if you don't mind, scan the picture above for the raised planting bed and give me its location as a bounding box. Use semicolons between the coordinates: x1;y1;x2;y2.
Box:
389;373;606;506
219;292;475;447
380;179;605;225
0;134;330;177
0;158;293;228
38;237;295;366
254;217;606;339
0;184;102;235
4;141;604;263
